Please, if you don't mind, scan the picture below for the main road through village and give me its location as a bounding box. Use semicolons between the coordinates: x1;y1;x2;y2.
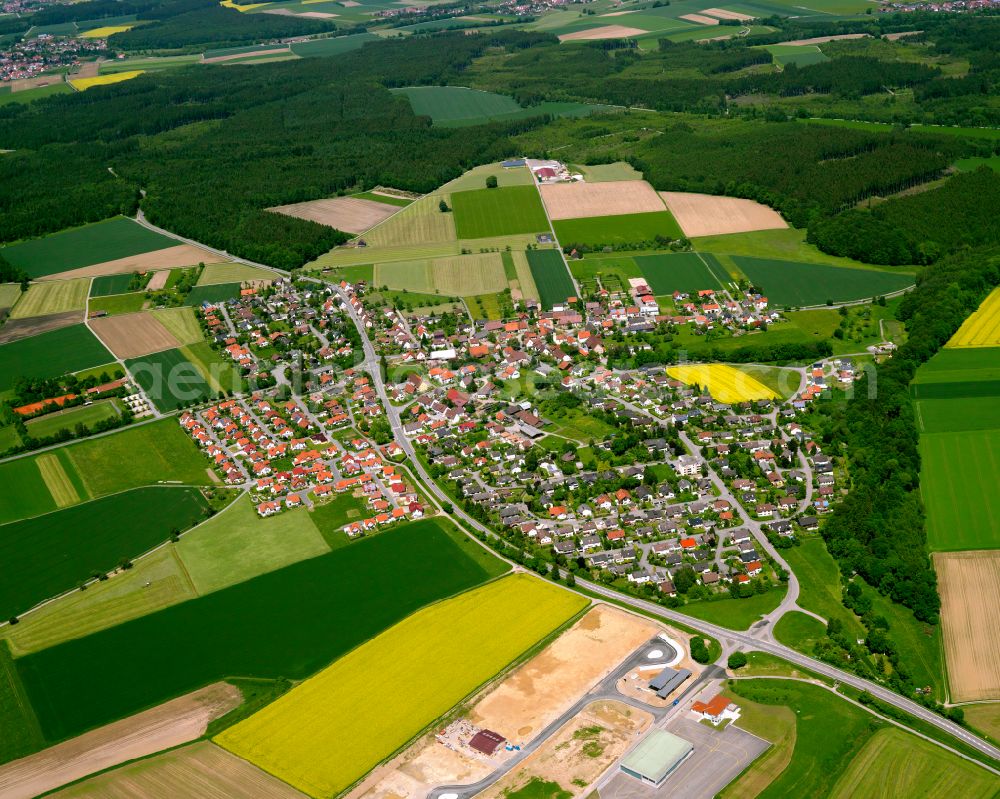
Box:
330;282;1000;765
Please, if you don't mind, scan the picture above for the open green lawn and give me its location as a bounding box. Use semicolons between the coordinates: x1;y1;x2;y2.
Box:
0;487;208;620
964;703;1000;745
527;249;576;309
774;610;827;652
732;257;915;307
88;291;147;316
781;537;865;638
679;586;786;631
569;253;642;284
308;492;369;548
24;399;119;440
544;406;615;441
15;520;505;742
126;347;214;411
0;642;44;766
0;218;175;279
177;495;328;595
554;211;682;249
0;324;112;392
451;186;549;239
634;252;724;295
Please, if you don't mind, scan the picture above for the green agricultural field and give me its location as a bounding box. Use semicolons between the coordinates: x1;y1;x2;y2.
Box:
911;347;1000;390
554;211;682;249
634;252;724;295
693;227;897;268
451;186;549;239
569;254;642;284
511;250;540;302
24;399;119;440
151;307;204;346
732;257;915;307
89;274;135;297
0;83;72;107
88;292;147;316
351;191;411;207
781;537;865;639
527;250;576;310
126;348;213;410
185;283;242;306
0;324;112;392
964;703;1000;745
915;397;999;433
0;642;44;766
99;54;202;74
828;727;996;799
0;458;57;530
16;520;506;742
0;487;208;620
955;155;1000;173
364;193;457;248
374;253;508;296
0;218;175;279
763;44;829;67
178;496;329;595
440;162;534;194
197;263;277;286
920;429;1000;551
9;279;89;319
679;587;786;631
290;32;378;58
182;341;244;395
574;162;642;183
391;86;599;127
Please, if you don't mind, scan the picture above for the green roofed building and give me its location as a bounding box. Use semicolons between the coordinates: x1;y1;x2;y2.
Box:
620;730;694;786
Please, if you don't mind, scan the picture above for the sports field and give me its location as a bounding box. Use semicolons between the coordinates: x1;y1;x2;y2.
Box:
217;574;586;797
553;211;683;248
24;400;119;441
0;218;175;279
451;186;550;239
126;348;213;411
150;307;204;345
15;521;507;741
634;252;724;295
667;363;777;404
0;487;208;620
0;325;112;393
947;287;1000;348
197;263;277;286
88;291;145;315
731;257;914;306
9;279;89;319
527;249;576;309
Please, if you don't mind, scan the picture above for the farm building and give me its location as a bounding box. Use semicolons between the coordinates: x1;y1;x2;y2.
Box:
468;728;506;756
620;730;694;786
649;666;691;699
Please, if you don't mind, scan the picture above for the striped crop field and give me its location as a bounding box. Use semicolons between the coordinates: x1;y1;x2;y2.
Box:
947;287;1000;348
666;363;777;404
216;574;586;798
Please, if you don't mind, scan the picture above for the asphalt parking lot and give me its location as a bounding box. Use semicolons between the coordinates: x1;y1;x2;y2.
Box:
598;717;770;799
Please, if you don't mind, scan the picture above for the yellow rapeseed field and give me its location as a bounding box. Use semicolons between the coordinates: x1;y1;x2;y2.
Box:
70;70;145;91
79;25;135;38
216;574;586;798
947;287;1000;348
667;363;777;404
220;0;274;11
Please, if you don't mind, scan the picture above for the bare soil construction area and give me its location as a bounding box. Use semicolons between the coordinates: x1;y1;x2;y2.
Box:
558;25;647;41
52;741;308;799
935;551;1000;702
659;191;787;237
0;683;241;799
270;197;399;234
0;310;82;345
540;180;666;220
480;701;653;799
90;311;182;359
38;245;227;282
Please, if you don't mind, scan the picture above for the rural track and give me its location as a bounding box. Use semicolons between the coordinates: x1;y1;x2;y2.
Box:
326;279;1000;768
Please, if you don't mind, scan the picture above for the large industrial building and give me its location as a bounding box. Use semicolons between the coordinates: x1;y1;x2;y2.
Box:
648;666;691;699
620;730;694;786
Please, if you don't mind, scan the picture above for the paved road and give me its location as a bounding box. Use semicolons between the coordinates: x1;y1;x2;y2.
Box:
328;283;1000;766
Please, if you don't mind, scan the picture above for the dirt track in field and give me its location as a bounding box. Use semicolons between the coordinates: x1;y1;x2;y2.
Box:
270;197;399;234
0;684;242;799
90;311;181;359
659;191;788;237
558;25;647;41
936;551;1000;702
540;180;666;220
0;310;82;345
37;245;227;282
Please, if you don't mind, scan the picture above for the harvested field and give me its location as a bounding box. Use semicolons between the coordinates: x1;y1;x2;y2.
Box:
935;551;1000;702
270;197;399;234
558;25;647;41
680;13;720;24
778;33;869;46
9;279;89;319
36;245;227;282
0;311;81;345
0;684;241;799
52;741;309;799
364;193;456;247
197;263;276;286
151;307;204;345
702;8;755;20
660;192;787;238
90;312;181;359
540;180;665;221
146;270;170;290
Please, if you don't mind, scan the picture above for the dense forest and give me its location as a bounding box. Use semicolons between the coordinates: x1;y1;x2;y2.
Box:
807;245;1000;623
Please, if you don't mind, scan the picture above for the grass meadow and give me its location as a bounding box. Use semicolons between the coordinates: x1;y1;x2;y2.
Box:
88;292;147;316
24;399;119;440
554;210;682;248
0;324;112;392
9;279;89;319
0;642;44;766
185;282;242;306
451;186;549;239
15;521;507;741
89;274;134;297
527;249;576;309
732;257;915;307
781;537;865;640
679;586;786;630
197;263;277;286
151;307;204;345
634;252;724;295
216;574;586;798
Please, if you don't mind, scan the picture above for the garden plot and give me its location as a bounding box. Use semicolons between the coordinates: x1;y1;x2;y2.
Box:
660;192;787;238
269;196;400;234
90;312;182;359
540;180;666;221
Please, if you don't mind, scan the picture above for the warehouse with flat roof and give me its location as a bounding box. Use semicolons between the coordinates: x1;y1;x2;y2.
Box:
620;730;694;786
649;666;691;699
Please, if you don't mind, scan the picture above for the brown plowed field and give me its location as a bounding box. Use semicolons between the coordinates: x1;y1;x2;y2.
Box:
0;310;82;345
270;197;399;234
540;180;665;220
90;311;181;359
37;245;227;282
778;33;869;46
146;270;171;291
0;684;242;799
680;13;719;24
659;191;787;237
702;7;754;20
558;25;647;41
936;551;1000;702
